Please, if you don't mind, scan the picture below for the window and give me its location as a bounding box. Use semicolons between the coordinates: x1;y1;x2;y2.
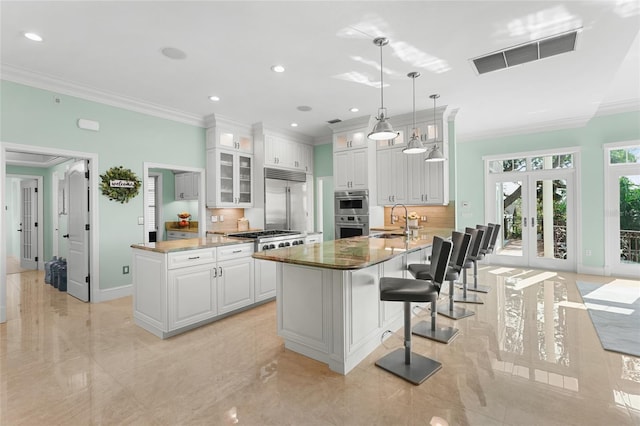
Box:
490;154;574;174
610;146;640;164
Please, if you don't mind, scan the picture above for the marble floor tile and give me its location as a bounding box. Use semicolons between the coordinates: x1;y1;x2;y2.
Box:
1;266;639;425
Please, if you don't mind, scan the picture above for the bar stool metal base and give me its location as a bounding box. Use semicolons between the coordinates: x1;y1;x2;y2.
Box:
437;305;475;320
412;320;459;344
467;284;491;293
375;348;442;385
453;292;484;304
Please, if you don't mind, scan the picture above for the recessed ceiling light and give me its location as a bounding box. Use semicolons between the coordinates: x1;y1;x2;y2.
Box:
271;65;285;73
161;47;187;60
290;123;298;127
349;107;359;113
208;95;220;102
24;32;43;42
297;105;312;112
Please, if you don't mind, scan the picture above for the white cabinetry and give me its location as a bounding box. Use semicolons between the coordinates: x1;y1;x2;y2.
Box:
206;124;253;153
174;172;199;200
264;135;313;174
406;145;445;205
334;149;368;191
305;233;322;244
334;129;367;151
375;129;406;150
132;242;256;339
376;147;408;205
254;258;277;302
206;149;253;208
216;243;254;314
166;231;195;241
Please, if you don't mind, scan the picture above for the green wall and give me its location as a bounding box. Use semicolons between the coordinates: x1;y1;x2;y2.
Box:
455;110;640;269
1;80;206;290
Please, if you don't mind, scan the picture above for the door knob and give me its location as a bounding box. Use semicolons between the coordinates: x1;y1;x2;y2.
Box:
17;229;22;232
63;234;70;238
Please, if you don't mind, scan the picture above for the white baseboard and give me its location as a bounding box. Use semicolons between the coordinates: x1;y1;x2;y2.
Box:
94;284;132;303
577;264;605;276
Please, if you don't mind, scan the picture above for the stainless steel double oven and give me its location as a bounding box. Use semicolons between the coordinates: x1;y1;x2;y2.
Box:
334;190;369;238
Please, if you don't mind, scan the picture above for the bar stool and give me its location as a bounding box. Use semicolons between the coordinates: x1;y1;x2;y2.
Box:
375;236;453;385
408;230;475;326
467;224;495;294
454;227;485;304
486;223;501;255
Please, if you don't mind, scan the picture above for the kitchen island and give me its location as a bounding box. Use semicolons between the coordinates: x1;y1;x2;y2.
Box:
131;235;259;338
252;228;451;375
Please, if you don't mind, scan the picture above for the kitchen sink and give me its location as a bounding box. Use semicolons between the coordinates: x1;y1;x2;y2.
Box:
370;233;404;239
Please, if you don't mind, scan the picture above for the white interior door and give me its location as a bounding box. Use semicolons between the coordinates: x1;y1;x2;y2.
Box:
19;179;38;270
67;160;90;302
488;170;574;271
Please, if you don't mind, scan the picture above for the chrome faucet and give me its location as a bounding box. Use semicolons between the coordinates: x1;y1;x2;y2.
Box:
391;203;410;238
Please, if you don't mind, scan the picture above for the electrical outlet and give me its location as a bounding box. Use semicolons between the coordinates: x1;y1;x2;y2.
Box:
211;215;218;222
219;215;224;222
138;216;144;225
122;265;129;274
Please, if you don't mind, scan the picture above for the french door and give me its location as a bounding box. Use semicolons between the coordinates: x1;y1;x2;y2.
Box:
605;159;640;277
487;170;575;271
19;179;39;270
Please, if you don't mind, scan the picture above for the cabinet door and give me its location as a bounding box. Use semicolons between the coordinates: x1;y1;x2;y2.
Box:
168;264;216;330
376;150;392;204
334;129;367;151
264;135;281;168
351;149;369;190
376;129;405;150
175;173;187;200
254;258;277;302
207;150;253;208
237;154;253;206
216;127;253;153
407;154;426;204
218;151;236;205
334;151;352;190
302;143;314;174
217;256;254;314
390;148;408;204
424;159;444;204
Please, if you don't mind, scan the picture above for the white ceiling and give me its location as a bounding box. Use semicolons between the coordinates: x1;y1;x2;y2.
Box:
1;1;639;143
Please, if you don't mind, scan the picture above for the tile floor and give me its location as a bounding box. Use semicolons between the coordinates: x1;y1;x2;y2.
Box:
1;266;639;425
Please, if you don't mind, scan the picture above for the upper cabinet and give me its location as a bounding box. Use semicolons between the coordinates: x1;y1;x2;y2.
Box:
334;149;368;191
406;144;445;205
205;115;253;153
206;149;253;208
264;135;313;174
376;129;406;150
333;129;367;152
175;172;200;201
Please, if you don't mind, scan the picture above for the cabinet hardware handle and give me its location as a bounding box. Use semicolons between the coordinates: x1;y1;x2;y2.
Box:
188;256;200;260
232;249;242;253
531;217;535;227
219;267;223;276
523;217;527;227
212;268;217;277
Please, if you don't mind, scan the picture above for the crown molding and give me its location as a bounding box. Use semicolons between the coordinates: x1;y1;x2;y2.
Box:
457;114;592;143
1;64;205;127
594;98;640;118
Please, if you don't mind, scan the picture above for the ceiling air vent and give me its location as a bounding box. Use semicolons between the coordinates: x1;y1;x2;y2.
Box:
471;28;580;75
327;118;342;124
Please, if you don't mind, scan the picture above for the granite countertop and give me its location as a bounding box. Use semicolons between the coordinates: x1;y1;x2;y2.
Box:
131;234;249;254
166;221;199;233
252;228;452;270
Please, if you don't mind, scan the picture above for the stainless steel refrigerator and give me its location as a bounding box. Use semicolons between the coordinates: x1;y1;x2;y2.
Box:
264;168;308;232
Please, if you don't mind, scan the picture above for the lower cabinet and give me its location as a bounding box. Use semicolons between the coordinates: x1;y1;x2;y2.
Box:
133;242;258;339
254;258;277;302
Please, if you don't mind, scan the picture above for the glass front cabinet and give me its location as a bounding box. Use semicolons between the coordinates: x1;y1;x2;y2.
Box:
206;149;253;208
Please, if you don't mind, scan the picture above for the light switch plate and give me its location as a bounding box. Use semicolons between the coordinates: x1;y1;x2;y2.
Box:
211;215;218;222
219;215;224;222
138;216;144;225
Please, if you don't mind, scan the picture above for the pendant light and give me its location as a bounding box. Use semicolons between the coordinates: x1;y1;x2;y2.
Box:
368;37;398;141
425;94;445;162
402;72;427;154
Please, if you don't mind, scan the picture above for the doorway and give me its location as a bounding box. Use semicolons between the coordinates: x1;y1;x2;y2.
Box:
485;151;577;271
604;142;640;277
1;143;99;323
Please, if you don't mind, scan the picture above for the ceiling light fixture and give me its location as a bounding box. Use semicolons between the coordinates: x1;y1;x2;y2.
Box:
368;37;398;141
290;123;298;127
24;32;43;42
402;72;426;154
271;65;285;73
425;94;445;162
161;47;187;60
208;95;220;102
349;107;359;113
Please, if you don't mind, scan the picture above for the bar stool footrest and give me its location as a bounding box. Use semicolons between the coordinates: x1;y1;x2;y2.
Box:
375;348;442;385
412;320;459;344
467;284;491;293
437;305;475;320
453;293;484;304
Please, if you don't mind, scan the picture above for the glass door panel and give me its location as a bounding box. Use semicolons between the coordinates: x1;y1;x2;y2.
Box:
238;155;252;204
534;178;567;260
494;180;525;260
619;174;640;265
219;151;234;203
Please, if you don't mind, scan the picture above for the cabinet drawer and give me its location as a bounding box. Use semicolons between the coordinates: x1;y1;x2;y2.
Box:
168;248;216;270
217;243;253;261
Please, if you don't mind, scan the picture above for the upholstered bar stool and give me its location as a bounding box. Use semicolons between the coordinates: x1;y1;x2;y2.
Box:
466;224;494;294
408;230;475;324
375;236;453;385
486;223;501;255
453;227;485;304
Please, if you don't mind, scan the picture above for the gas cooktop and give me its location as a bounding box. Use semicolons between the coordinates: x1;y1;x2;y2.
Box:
227;230;300;239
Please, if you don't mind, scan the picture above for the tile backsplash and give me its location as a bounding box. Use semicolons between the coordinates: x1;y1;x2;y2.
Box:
383;203;455;229
207;208;246;232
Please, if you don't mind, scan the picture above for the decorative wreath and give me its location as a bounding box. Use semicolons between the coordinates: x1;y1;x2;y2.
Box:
99;166;141;204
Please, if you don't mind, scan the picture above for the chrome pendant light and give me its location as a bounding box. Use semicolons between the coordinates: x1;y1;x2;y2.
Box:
425;94;445;162
368;37;398;141
403;72;427;154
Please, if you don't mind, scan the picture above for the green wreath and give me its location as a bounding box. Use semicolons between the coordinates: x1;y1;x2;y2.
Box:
100;166;141;203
